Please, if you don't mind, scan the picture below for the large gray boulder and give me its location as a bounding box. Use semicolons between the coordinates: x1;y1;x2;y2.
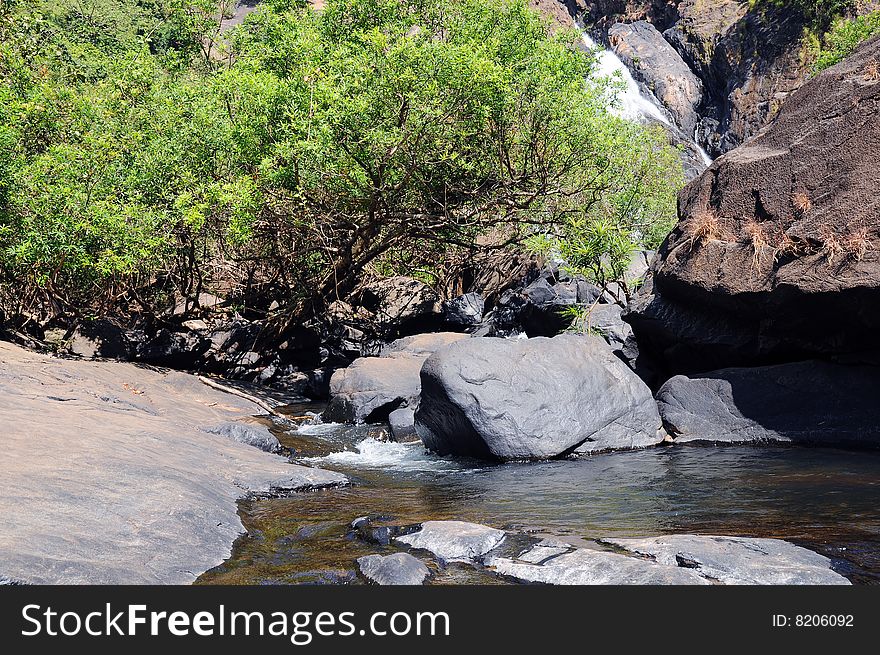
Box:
357;553;431;585
325;332;468;423
602;535;850;585
657;361;880;447
608;21;704;134
414;334;665;460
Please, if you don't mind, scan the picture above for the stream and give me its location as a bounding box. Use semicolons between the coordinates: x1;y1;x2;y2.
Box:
197;402;880;585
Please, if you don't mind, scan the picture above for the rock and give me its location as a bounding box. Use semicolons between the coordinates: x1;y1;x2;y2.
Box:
67;319;131;359
325;332;468;423
609;21;704;134
602;535;850;585
663;0;746;83
628;37;880;373
444;292;485;327
0;341;346;584
656;361;880;448
581;303;632;351
203;422;282;453
388;406;419;442
486;545;711;585
357;553;431;585
171;292;224;317
135;328;211;369
350;516;421;546
394;520;506;563
356;276;443;332
182;319;209;332
415;334;665;460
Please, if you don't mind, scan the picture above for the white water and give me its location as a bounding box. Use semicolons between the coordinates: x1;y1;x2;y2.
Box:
582;34;671;126
309;437;474;474
583;33;713;166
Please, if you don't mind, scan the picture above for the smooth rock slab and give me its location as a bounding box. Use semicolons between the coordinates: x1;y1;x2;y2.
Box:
415;334;665;460
0;342;346;585
602;535;850;585
486;546;710;585
357;553;431;585
394;521;506;563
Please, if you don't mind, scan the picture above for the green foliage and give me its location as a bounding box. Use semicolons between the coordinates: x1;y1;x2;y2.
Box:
813;9;880;70
751;0;856;30
0;0;685;324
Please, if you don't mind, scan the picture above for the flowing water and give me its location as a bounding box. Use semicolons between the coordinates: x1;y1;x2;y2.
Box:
197;403;880;585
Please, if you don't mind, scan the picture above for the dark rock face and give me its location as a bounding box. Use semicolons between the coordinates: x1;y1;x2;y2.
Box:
444;292;485;327
414;334;664;460
609;20;704;134
656;361;880;447
325;332;468;423
355;276;443;334
135;328;211;369
67;319;131;359
628;38;880;373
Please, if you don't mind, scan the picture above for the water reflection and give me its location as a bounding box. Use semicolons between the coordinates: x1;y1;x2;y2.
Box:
199;416;880;585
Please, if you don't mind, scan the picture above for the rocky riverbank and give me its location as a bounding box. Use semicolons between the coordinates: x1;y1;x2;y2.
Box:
0;342;346;584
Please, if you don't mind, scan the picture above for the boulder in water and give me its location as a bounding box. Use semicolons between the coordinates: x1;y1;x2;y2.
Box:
394;520;506;563
656;361;880;448
325;332;468;423
415;334;665;460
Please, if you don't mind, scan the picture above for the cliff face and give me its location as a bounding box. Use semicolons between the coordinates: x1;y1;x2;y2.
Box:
628;36;880;374
538;1;876;154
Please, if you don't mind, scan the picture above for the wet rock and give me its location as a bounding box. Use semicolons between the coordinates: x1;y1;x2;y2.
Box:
357;553;431;585
394;520;506;563
444;292;485;327
203;422;281;453
656;361;880;448
415;334;665;460
486;545;711;585
388;407;419;443
325;332;468;423
350;516;421;546
602;535;850;585
609;21;704;134
0;341;347;584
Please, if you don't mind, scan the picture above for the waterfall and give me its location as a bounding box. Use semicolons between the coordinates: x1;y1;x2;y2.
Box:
582;33;713;166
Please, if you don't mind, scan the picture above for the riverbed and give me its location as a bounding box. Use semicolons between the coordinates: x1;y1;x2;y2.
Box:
197;402;880;585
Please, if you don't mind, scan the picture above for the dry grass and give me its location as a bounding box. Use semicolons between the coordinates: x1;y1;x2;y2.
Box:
773;230;802;259
842;227;873;262
865;59;880;82
819;226;844;263
683;208;724;249
791;191;812;216
742;220;770;268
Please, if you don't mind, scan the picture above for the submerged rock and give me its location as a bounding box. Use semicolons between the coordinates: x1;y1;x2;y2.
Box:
394;520;506;563
602;535;850;585
656;361;880;448
415;334;665;460
357;553;431;585
325;332;467;423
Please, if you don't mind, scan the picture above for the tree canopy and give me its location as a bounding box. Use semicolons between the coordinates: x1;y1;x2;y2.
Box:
0;0;684;329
